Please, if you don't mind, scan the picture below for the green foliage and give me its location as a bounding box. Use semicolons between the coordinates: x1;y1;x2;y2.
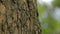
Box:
38;3;59;34
53;0;60;7
41;15;58;34
38;4;46;15
49;16;58;29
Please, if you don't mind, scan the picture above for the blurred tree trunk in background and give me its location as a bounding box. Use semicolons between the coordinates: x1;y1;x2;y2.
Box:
0;0;41;34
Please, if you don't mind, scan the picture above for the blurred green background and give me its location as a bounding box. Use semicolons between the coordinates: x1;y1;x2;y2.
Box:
37;0;60;34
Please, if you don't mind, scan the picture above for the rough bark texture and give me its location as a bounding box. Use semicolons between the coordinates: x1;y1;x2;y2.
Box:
0;0;41;34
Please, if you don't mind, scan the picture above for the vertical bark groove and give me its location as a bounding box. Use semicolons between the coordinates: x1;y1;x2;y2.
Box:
0;0;41;34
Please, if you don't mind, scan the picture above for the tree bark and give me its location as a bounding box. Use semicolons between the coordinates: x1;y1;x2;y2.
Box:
0;0;41;34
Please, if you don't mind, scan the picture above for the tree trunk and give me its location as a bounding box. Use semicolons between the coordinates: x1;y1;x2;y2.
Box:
0;0;41;34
